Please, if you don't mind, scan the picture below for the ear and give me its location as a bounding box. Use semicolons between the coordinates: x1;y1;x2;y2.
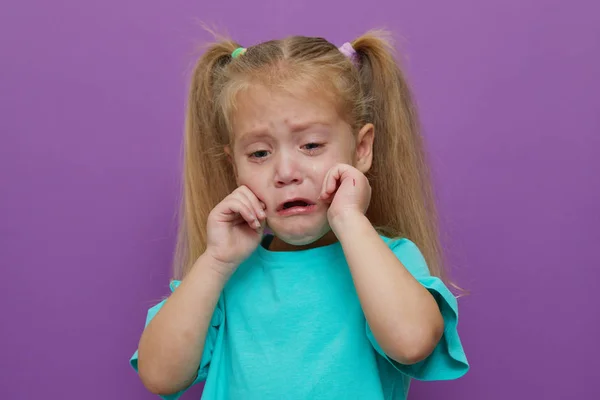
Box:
224;145;239;183
355;123;374;174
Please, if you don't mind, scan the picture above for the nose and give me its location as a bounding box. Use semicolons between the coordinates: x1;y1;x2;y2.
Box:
274;152;303;188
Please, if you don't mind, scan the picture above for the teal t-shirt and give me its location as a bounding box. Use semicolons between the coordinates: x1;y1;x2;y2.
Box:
130;236;469;399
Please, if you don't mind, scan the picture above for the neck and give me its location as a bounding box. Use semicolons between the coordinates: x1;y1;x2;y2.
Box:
267;230;339;252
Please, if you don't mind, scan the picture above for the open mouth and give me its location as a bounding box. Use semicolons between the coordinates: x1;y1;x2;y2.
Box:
277;198;315;212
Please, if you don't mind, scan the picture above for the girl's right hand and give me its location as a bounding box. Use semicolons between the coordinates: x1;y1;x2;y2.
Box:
205;185;266;277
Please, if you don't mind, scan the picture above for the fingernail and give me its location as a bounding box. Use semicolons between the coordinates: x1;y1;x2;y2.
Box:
259;210;266;218
254;220;261;228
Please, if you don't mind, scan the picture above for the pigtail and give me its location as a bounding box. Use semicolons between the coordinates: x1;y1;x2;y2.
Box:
352;31;446;282
173;39;240;279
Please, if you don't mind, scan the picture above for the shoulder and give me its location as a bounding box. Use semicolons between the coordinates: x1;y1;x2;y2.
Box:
379;235;421;256
379;235;431;278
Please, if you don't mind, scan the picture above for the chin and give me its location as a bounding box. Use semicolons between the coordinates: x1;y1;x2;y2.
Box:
267;219;330;247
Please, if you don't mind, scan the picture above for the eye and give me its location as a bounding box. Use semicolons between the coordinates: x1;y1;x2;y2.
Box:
249;150;270;159
302;143;323;152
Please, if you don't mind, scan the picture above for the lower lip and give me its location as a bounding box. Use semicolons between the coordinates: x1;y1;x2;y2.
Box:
277;204;317;216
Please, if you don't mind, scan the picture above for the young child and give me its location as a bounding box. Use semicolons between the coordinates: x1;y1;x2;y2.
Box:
130;30;469;399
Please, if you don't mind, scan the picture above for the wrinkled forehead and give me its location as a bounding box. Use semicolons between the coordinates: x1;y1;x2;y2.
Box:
223;77;345;141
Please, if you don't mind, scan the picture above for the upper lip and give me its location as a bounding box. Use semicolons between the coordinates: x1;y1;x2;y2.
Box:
276;198;315;211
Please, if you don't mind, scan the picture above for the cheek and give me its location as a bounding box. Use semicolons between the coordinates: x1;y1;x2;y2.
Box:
237;167;258;186
238;173;258;187
307;162;331;187
309;148;353;178
235;167;269;198
232;159;251;184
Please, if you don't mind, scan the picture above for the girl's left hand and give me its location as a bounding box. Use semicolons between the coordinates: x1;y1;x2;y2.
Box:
319;163;371;227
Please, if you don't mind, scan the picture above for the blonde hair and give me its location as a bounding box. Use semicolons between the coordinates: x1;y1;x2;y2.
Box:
172;29;452;288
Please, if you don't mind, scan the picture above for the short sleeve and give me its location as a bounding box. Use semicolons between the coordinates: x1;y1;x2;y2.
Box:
366;237;469;381
129;280;224;400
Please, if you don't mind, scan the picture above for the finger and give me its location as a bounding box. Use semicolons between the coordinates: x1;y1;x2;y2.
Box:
237;186;266;220
321;164;346;199
327;167;342;195
234;188;264;228
225;198;261;230
320;167;334;199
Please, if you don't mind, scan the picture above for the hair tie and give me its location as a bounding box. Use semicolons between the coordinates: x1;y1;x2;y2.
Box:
338;42;358;66
231;47;247;58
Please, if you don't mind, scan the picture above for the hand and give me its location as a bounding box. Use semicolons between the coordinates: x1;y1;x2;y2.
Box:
319;163;371;230
205;185;266;277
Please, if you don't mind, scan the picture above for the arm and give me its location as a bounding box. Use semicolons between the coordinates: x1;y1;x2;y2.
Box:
331;212;444;365
136;253;229;395
136;185;267;395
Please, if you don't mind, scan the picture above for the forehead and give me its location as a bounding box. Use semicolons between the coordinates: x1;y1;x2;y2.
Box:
230;83;342;138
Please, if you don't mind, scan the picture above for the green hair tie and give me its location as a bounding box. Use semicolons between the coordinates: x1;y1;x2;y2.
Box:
231;47;247;58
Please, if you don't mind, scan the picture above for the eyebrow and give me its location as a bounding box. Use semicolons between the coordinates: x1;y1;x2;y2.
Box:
237;131;272;147
237;121;332;147
288;120;331;133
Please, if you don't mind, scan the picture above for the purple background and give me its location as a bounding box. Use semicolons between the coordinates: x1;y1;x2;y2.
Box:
1;0;598;399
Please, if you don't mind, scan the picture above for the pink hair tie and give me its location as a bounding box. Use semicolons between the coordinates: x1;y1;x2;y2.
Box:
338;42;358;66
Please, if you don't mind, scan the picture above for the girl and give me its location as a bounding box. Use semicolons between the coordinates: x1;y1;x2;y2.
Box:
130;30;469;399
